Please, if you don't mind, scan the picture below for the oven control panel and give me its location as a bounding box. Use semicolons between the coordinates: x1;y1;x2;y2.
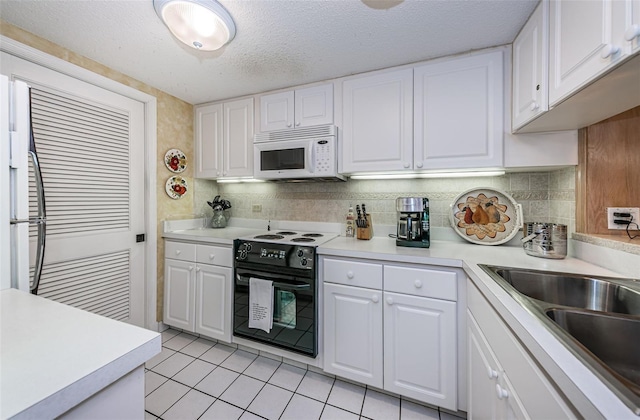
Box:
235;240;315;270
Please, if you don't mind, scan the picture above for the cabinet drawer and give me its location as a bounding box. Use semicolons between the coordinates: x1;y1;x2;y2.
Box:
384;265;457;301
323;258;382;289
165;241;196;262
196;244;232;267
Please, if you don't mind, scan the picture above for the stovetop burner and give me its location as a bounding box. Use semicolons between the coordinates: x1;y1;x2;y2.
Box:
254;234;285;240
291;237;315;243
302;233;323;238
275;231;298;236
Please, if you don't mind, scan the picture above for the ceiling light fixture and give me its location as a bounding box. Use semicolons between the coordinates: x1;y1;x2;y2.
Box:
153;0;236;51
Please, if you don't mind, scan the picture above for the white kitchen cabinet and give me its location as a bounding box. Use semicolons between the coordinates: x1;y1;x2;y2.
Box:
512;1;549;130
164;259;195;331
414;50;504;170
322;257;458;410
384;292;457;409
259;84;333;132
618;0;640;54
164;240;233;343
195;97;254;179
467;281;577;419
341;68;413;173
323;282;383;388
549;0;629;106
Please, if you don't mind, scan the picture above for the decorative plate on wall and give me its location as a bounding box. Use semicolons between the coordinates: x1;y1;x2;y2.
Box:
450;187;522;245
164;149;187;173
165;176;188;200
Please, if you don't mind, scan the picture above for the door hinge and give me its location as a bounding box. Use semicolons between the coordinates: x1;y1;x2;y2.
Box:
136;234;146;243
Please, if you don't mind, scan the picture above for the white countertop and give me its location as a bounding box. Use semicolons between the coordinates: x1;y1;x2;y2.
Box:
163;226;261;245
319;236;639;418
0;289;161;419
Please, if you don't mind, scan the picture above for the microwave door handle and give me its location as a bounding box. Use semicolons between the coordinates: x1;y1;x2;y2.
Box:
307;142;315;173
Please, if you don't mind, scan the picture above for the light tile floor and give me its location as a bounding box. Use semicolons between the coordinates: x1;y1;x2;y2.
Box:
145;329;466;420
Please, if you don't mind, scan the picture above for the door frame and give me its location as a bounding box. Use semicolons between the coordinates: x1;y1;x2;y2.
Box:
1;36;159;331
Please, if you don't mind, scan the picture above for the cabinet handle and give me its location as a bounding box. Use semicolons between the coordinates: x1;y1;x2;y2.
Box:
403;162;410;168
386;297;394;305
625;24;640;41
529;101;539;111
372;294;379;303
223;171;227;176
175;250;181;255
416;162;423;168
209;254;215;260
600;44;620;59
287;123;292;128
346;270;354;279
216;171;220;176
196;267;201;272
496;384;509;400
188;266;194;271
487;367;498;379
295;122;301;126
414;280;423;288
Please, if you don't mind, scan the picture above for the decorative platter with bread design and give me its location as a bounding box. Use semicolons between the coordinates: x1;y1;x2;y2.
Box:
450;187;522;245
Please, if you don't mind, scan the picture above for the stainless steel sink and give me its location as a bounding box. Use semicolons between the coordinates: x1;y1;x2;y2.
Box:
492;267;640;315
480;265;640;415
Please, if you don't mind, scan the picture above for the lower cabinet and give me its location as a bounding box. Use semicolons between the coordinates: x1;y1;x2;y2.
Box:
164;240;233;343
322;257;458;411
467;281;577;419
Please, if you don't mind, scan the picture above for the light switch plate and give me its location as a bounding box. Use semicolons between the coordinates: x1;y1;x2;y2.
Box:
607;207;640;230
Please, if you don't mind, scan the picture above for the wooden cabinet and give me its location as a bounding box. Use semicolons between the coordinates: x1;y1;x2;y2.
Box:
549;0;629;106
164;240;233;342
467;281;576;419
259;84;333;132
195;97;254;179
512;1;548;130
341;68;413;173
414;50;504;170
322;257;458;410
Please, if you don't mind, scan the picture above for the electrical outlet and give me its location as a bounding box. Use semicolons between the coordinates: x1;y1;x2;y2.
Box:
252;204;262;213
607;207;640;230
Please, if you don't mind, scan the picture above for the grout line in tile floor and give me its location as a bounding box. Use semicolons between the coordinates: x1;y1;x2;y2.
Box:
145;329;466;420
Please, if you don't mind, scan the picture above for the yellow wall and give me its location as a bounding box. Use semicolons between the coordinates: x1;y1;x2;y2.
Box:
1;21;195;321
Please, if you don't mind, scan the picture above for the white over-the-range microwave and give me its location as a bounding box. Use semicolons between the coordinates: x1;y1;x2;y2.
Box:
254;124;345;181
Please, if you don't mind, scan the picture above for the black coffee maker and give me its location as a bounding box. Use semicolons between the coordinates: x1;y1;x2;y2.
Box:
396;197;430;248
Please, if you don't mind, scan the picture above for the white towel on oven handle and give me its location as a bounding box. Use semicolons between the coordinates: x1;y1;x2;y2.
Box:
248;277;274;333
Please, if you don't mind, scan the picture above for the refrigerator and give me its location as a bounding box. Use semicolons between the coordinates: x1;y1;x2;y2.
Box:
1;74;46;293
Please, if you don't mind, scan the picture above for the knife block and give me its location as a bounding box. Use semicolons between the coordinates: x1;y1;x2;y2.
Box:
357;215;373;240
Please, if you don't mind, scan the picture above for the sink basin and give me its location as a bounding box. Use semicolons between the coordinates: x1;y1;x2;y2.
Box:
492;268;640;315
546;308;640;395
479;264;640;414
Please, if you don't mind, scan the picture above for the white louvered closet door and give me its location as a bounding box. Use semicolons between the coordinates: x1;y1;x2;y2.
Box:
1;52;146;327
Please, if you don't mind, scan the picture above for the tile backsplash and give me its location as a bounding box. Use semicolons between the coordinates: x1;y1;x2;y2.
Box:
194;167;576;235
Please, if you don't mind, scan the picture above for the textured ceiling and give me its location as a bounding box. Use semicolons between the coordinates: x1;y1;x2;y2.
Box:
0;0;537;104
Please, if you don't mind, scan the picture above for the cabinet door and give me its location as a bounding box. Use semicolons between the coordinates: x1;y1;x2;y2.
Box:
616;0;640;54
195;264;232;342
223;98;254;178
549;0;622;106
512;1;549;130
194;103;223;178
294;84;333;128
260;90;294;132
342;68;413;173
384;292;457;410
164;259;195;331
323;283;383;388
467;311;499;420
414;50;504;170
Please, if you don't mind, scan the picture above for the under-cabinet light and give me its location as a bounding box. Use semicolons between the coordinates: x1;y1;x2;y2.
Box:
349;170;506;180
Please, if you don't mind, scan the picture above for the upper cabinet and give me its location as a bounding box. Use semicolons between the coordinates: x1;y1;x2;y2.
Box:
341;68;414;173
259;83;333;132
195;97;254;179
414;50;504;170
512;1;548;130
513;0;640;133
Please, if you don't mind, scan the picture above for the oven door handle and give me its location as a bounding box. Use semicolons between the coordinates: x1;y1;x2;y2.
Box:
236;276;310;291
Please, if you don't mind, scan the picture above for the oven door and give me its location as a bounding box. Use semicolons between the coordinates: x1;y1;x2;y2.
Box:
233;267;316;357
